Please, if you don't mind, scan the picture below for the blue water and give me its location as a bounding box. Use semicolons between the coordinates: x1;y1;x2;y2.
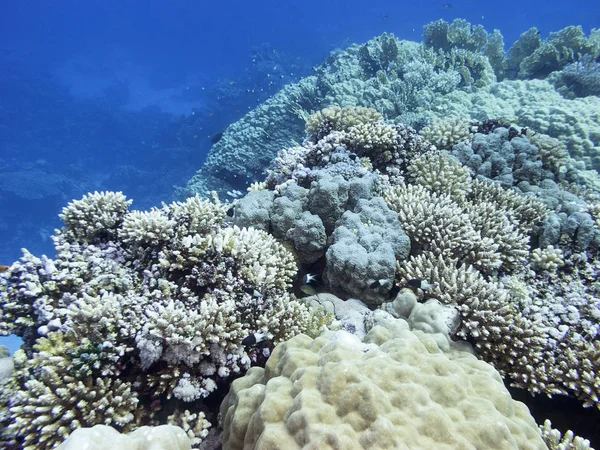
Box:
0;1;598;354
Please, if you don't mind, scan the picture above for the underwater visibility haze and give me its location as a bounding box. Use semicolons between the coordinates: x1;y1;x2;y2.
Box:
1;0;600;448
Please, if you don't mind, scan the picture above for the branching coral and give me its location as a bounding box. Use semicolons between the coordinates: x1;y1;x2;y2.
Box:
305;105;382;140
5;334;139;449
0;191;324;447
59;191;132;243
419;118;474;150
407;152;472;200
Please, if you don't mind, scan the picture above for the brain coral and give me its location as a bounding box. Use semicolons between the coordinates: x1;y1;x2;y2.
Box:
220;324;547;450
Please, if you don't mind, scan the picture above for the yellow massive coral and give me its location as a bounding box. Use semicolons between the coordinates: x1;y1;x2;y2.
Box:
220;323;547;450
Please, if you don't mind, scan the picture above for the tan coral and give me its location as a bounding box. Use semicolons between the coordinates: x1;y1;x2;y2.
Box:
220;324;547;450
306;106;382;137
384;184;502;271
469;179;549;232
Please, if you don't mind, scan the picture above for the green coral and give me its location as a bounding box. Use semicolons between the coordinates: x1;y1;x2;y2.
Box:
509;26;600;79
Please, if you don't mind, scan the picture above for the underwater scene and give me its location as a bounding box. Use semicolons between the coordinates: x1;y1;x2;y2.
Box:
1;0;600;448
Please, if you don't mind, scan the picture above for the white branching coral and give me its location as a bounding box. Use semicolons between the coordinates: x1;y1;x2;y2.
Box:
540;419;594;450
419;117;473;150
0;191;319;448
162;194;228;236
6;336;138;450
167;409;211;447
120;209;176;246
58;191;132;242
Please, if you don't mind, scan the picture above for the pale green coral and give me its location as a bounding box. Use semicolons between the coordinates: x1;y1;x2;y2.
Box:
408;152;472;200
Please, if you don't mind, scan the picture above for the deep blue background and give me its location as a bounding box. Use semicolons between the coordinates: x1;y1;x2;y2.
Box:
0;0;599;353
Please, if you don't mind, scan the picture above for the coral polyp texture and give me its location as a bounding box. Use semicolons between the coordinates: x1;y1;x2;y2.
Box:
0;191;327;448
220;323;548;450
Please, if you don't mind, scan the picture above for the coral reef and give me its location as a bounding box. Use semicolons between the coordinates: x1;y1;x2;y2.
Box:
0;192;326;448
5;18;600;449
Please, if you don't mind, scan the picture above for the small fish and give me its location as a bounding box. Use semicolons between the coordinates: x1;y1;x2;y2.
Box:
407;279;438;291
382;15;389;20
442;3;452;8
243;287;263;299
242;331;269;347
303;273;319;285
300;284;318;296
211;132;224;144
369;279;390;289
209;112;215;116
0;265;9;272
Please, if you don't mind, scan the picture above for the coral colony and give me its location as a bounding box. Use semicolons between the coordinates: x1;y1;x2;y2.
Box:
2;18;600;449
